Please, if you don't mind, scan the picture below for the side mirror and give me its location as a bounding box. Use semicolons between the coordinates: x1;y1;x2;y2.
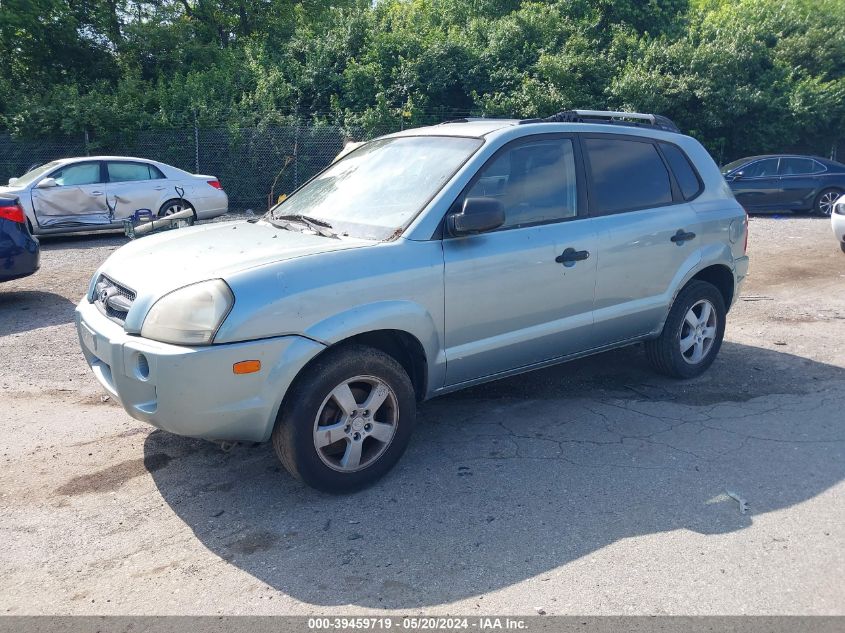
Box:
36;177;57;189
448;197;505;236
7;177;18;186
731;171;745;181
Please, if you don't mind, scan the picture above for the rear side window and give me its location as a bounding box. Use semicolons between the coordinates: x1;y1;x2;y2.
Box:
778;157;818;176
585;137;672;214
465;137;579;229
660;143;702;200
107;162;164;182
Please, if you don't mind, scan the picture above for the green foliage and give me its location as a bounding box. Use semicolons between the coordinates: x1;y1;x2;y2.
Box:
1;0;843;161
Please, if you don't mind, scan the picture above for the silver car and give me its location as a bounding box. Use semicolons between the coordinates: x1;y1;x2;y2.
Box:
1;156;228;235
75;111;749;492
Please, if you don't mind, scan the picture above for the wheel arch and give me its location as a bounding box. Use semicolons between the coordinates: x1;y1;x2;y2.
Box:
158;196;195;217
281;329;430;418
338;330;428;401
688;264;735;311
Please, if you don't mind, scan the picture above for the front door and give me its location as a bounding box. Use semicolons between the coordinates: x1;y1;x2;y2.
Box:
443;135;598;386
32;161;108;228
730;157;781;210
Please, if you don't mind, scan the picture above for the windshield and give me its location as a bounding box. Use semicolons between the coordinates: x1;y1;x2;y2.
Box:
268;136;482;240
9;160;63;187
721;158;749;174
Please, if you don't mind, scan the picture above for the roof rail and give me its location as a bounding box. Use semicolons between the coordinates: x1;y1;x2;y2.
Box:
520;109;680;133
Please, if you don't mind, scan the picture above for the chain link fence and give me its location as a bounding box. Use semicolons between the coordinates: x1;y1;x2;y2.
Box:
2;121;842;212
0;120;408;212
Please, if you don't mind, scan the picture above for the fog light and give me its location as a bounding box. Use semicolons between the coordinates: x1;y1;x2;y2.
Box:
233;360;261;374
136;353;150;380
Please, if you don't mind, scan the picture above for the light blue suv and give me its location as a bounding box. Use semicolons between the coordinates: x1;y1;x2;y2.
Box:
76;111;749;492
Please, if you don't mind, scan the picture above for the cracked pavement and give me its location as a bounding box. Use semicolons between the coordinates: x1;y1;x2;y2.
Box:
0;216;843;615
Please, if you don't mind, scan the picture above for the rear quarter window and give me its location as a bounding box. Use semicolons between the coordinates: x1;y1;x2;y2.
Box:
584;137;672;214
660;143;702;200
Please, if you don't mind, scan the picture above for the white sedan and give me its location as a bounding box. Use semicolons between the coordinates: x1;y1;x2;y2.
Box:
0;156;228;235
832;194;845;253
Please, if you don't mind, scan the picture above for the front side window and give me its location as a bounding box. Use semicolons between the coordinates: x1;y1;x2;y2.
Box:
51;163;102;186
464;138;579;229
270;136;481;240
585;137;672;214
742;158;779;178
108;162;163;182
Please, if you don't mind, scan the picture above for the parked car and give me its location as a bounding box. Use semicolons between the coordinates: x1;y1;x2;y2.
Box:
831;194;845;253
0;156;228;235
721;154;845;216
0;196;40;282
76;110;749;492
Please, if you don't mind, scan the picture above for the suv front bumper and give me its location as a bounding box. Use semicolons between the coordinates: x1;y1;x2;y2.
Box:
75;299;324;442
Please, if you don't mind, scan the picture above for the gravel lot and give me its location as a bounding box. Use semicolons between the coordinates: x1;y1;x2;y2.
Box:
0;216;843;615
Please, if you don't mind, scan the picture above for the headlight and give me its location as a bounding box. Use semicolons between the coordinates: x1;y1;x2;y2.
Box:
141;280;234;345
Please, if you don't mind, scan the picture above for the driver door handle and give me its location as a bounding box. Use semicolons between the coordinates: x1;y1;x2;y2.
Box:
556;247;590;265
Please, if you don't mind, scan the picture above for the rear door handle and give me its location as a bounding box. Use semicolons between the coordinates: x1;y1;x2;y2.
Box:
671;229;696;243
91;191;104;195
556;247;590;265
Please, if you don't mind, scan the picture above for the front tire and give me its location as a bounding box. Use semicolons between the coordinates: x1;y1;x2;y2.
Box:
272;344;416;493
814;188;842;217
645;280;726;379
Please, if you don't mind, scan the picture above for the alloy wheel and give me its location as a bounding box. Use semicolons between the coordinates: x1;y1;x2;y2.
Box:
312;376;398;473
818;191;839;216
680;299;717;365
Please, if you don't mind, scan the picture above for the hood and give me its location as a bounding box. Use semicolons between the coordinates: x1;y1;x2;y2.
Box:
99;219;370;297
0;185;27;196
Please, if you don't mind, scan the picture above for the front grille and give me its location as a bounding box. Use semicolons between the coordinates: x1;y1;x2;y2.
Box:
93;275;136;324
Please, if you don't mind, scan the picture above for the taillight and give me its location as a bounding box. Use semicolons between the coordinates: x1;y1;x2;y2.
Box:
0;203;25;224
207;180;222;190
743;210;749;254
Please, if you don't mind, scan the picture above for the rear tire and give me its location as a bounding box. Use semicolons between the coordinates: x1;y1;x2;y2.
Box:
272;344;416;493
645;280;726;379
158;198;195;218
814;188;842;217
840;242;845;254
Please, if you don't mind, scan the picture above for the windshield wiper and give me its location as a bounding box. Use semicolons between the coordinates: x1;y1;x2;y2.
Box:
268;214;338;239
277;213;333;228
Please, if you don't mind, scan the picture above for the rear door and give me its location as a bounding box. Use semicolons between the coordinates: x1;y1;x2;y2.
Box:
583;134;702;344
730;158;780;210
105;161;169;219
777;157;823;209
442;134;599;386
31;161;108;228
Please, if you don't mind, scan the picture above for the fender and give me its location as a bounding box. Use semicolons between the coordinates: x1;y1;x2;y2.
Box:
654;242;737;336
303;300;445;397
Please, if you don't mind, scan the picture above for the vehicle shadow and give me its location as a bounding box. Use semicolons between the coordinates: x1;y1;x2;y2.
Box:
36;233;127;249
145;342;845;608
0;289;77;336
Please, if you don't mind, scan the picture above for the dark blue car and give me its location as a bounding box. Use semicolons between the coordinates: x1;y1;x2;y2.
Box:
0;195;40;282
721;154;845;216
